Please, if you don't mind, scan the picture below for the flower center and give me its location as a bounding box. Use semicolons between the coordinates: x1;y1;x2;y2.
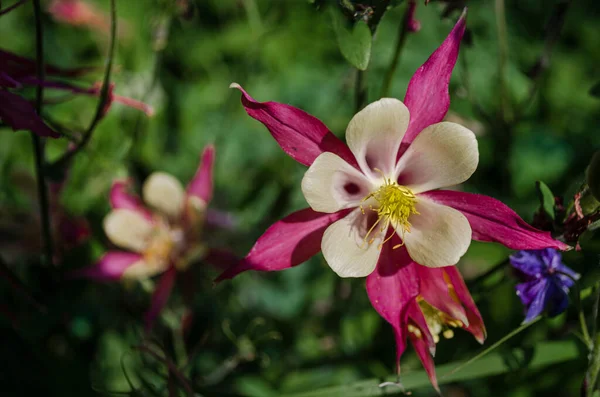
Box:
360;175;419;248
412;298;463;343
144;227;175;267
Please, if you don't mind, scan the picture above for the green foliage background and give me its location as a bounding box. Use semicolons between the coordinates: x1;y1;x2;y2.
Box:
1;0;600;396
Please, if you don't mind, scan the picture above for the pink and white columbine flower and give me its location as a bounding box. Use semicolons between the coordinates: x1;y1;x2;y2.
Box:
219;13;569;389
75;145;232;329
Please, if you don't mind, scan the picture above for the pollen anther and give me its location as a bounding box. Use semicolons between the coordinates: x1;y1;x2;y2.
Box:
360;172;419;249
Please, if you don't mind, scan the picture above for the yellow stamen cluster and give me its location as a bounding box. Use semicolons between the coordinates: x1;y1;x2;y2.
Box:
410;298;463;343
144;230;175;266
360;175;419;249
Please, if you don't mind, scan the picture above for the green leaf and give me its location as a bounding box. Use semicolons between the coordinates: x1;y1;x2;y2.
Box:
279;340;579;397
536;181;556;220
330;9;372;70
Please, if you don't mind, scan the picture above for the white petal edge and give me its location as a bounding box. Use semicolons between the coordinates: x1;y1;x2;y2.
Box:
346;98;410;179
301;152;373;213
402;197;472;268
143;172;186;218
103;209;154;253
321;208;383;278
395;121;479;194
121;258;170;280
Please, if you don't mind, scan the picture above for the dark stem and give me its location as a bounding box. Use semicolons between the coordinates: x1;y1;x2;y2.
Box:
49;0;117;170
0;0;28;16
379;2;412;98
495;0;513;122
31;0;54;265
354;69;367;113
136;345;194;397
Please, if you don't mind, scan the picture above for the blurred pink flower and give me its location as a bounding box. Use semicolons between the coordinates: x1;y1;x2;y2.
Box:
74;146;234;329
48;0;110;33
0;47;153;137
220;11;568;389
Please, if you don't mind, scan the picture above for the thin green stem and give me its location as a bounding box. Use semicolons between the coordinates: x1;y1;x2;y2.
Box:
354;69;367;113
31;0;54;265
49;0;117;170
495;0;512;121
380;3;411;98
441;316;541;380
557;270;592;348
586;332;600;396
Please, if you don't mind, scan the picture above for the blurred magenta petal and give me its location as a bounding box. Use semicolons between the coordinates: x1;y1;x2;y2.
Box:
423;190;570;251
217;208;350;281
17;79;154;116
73;251;142;281
230;83;358;168
145;266;177;331
417;266;469;326
402;12;466;145
406;1;421;32
0;90;60;138
444;266;486;343
48;0;110;32
187;144;215;204
109;180;153;221
0;48;92;82
366;241;419;368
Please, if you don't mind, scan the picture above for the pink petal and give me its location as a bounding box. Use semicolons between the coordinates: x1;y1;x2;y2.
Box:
145;266;177;331
187;144;215;204
409;331;439;392
407;301;436;355
366;241;419;369
72;251;142;281
423;190;570;251
0;90;60;138
444;266;486;343
216;208;349;281
417;266;469;326
109;179;153;221
401;11;466;146
230;83;358;168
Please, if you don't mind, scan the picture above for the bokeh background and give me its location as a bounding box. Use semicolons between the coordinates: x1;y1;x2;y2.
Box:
1;0;600;396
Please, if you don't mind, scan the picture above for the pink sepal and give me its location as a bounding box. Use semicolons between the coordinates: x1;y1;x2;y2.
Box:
402;12;466;146
423;190;570;251
216;208;349;281
231;84;358;168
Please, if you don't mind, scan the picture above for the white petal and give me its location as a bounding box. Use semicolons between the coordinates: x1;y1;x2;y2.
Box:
143;172;185;218
346;98;410;178
301;152;373;213
103;209;154;252
122;258;170;280
396;122;478;194
321;208;383;278
402;197;472;268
